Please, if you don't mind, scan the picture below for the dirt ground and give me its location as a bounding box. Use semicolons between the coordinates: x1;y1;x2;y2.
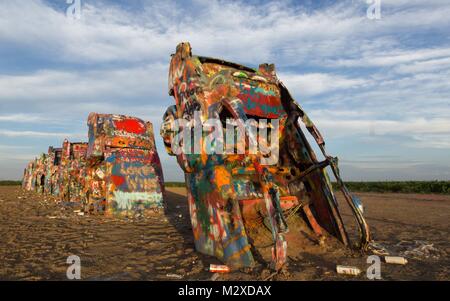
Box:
0;186;448;281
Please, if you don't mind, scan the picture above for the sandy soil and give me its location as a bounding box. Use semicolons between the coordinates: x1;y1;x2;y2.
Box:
0;186;448;281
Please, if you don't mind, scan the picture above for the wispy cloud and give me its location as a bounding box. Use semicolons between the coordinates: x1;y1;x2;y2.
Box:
0;113;59;123
280;73;368;96
0;144;33;150
327;47;450;68
0;129;83;139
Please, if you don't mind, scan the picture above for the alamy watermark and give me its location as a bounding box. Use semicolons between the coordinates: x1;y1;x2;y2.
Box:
366;0;381;20
168;111;280;165
366;255;382;279
66;255;81;280
66;0;82;20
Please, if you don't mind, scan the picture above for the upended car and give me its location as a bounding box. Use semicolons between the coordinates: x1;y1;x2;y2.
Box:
58;139;88;205
84;113;165;217
22;160;35;191
161;42;371;270
44;146;62;196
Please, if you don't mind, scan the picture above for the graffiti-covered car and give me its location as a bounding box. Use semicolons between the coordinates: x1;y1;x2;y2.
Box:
22;160;35;191
58;139;88;205
69;142;88;203
84;113;165;217
34;153;47;194
51;147;62;196
44;146;62;195
161;42;371;270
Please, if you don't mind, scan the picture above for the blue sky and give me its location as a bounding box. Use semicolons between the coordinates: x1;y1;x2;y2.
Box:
0;0;449;181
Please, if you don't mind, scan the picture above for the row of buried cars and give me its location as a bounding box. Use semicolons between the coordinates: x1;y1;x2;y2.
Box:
22;113;165;217
22;42;372;271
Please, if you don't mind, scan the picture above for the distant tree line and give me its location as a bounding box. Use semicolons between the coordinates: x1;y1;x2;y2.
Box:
3;180;449;194
332;181;449;194
0;181;22;186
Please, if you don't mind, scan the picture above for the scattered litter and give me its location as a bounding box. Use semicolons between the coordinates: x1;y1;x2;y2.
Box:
210;273;220;281
74;209;81;213
18;197;23;199
384;256;408;265
397;240;442;259
209;264;230;273
166;273;183;279
336;265;361;276
178;214;182;218
77;212;85;216
47;216;58;219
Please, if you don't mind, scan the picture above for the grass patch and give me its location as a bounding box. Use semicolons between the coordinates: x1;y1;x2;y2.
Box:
165;181;449;194
4;180;449;194
334;181;449;194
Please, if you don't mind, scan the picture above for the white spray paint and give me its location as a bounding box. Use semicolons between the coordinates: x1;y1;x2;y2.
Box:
113;191;163;210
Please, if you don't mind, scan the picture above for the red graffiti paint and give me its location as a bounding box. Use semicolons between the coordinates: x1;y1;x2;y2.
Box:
114;119;146;134
111;175;125;186
237;92;284;118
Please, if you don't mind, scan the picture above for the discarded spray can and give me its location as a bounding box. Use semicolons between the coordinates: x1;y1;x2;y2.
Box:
336;265;361;276
210;264;230;273
384;256;408;265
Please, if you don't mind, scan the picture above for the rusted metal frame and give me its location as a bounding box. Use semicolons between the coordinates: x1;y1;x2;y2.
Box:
323;151;371;249
279;81;350;246
288;159;330;183
303;204;324;237
281;81;371;249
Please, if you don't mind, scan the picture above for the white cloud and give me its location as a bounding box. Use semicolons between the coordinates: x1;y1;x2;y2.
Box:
0;64;166;102
0;0;447;67
308;108;450;147
0;144;33;150
0;113;59;123
0;129;83;139
394;57;450;74
330;47;450;68
317;117;450;135
280;73;368;96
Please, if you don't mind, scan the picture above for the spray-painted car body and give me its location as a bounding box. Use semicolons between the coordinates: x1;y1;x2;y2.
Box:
34;153;47;194
58;140;88;204
85;113;165;217
161;42;370;269
30;158;38;191
51;147;62;196
44;147;62;195
58;139;71;200
69;142;88;203
22;160;35;191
